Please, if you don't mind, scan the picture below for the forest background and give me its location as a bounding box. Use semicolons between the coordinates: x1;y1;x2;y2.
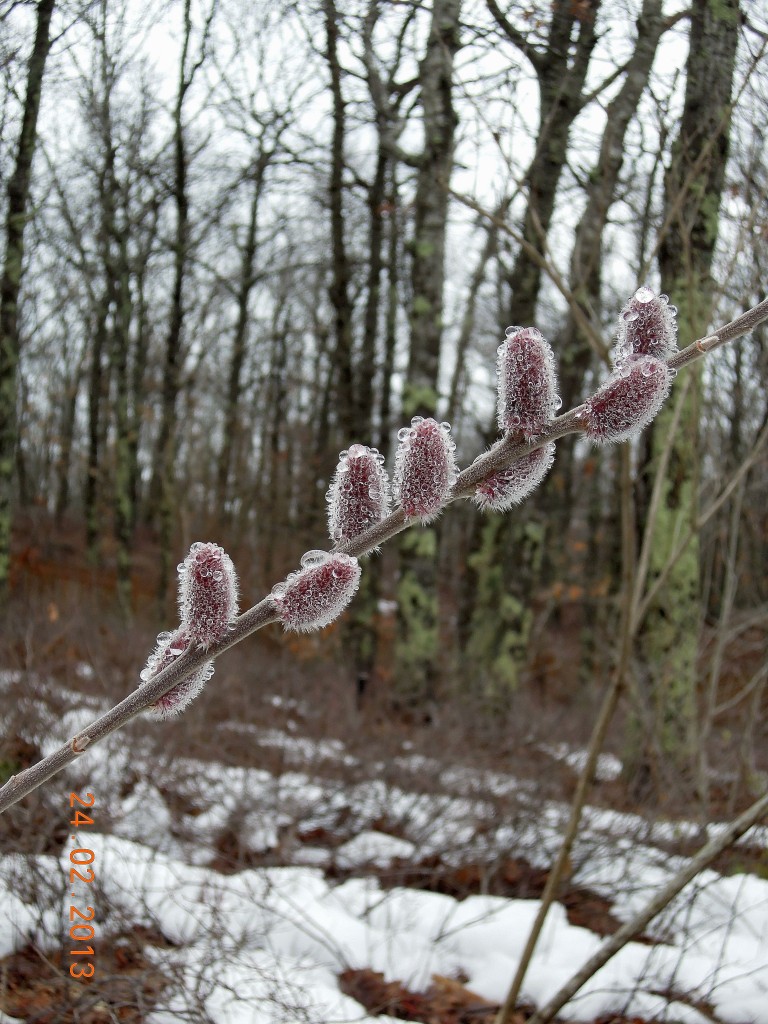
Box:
0;0;767;818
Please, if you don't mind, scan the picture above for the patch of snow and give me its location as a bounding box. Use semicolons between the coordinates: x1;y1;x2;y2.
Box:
335;831;417;869
543;742;623;782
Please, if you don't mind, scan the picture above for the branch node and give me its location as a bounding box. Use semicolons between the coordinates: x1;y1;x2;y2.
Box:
71;735;90;753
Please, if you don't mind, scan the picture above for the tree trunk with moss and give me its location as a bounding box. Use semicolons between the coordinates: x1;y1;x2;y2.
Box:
629;0;740;804
464;0;600;695
463;513;545;707
395;0;462;705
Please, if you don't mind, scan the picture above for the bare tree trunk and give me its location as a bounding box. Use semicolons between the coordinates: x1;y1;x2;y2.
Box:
85;292;109;559
148;0;213;602
395;0;462;706
488;0;600;326
0;0;55;598
216;154;270;511
323;0;356;446
54;365;82;526
543;0;669;594
403;0;461;419
377;166;400;460
359;147;388;436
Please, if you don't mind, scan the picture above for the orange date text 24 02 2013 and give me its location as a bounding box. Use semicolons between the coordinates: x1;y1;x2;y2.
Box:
68;791;96;979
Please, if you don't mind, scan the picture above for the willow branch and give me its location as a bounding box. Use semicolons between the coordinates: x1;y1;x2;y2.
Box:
1;297;766;816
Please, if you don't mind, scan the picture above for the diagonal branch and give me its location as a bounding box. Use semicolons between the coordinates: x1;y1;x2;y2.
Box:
0;298;766;816
525;785;768;1024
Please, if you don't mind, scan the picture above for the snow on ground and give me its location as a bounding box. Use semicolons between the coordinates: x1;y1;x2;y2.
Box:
2;675;768;1022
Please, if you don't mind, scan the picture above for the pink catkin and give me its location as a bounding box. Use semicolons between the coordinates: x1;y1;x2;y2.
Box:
272;552;361;633
178;541;239;649
613;286;678;365
586;356;673;444
393;417;457;521
327;443;390;544
475;442;556;512
140;629;214;720
497;327;559;438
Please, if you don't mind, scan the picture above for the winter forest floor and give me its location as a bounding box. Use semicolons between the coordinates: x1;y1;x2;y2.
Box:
1;523;767;1024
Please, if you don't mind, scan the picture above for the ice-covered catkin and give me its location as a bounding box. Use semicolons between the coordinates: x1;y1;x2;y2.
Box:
393;417;457;521
327;443;390;544
178;541;238;649
586;356;673;444
139;629;214;720
475;442;556;512
613;285;678;365
497;327;560;437
271;551;361;633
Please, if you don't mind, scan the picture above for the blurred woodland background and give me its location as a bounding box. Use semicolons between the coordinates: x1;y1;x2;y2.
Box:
0;0;767;814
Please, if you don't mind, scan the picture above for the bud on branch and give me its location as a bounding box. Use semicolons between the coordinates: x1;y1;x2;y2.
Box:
586;356;673;445
393;417;457;521
327;443;391;545
272;551;362;632
140;629;214;719
497;327;560;438
178;541;239;649
613;285;678;364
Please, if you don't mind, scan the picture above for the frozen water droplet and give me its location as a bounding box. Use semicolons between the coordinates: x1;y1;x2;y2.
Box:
411;415;424;426
397;427;410;441
554;396;563;410
623;310;639;323
348;443;366;459
301;549;327;568
635;285;655;304
659;293;669;304
440;421;451;432
668;305;677;316
271;582;287;598
140;668;150;681
169;644;184;656
212;570;223;581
